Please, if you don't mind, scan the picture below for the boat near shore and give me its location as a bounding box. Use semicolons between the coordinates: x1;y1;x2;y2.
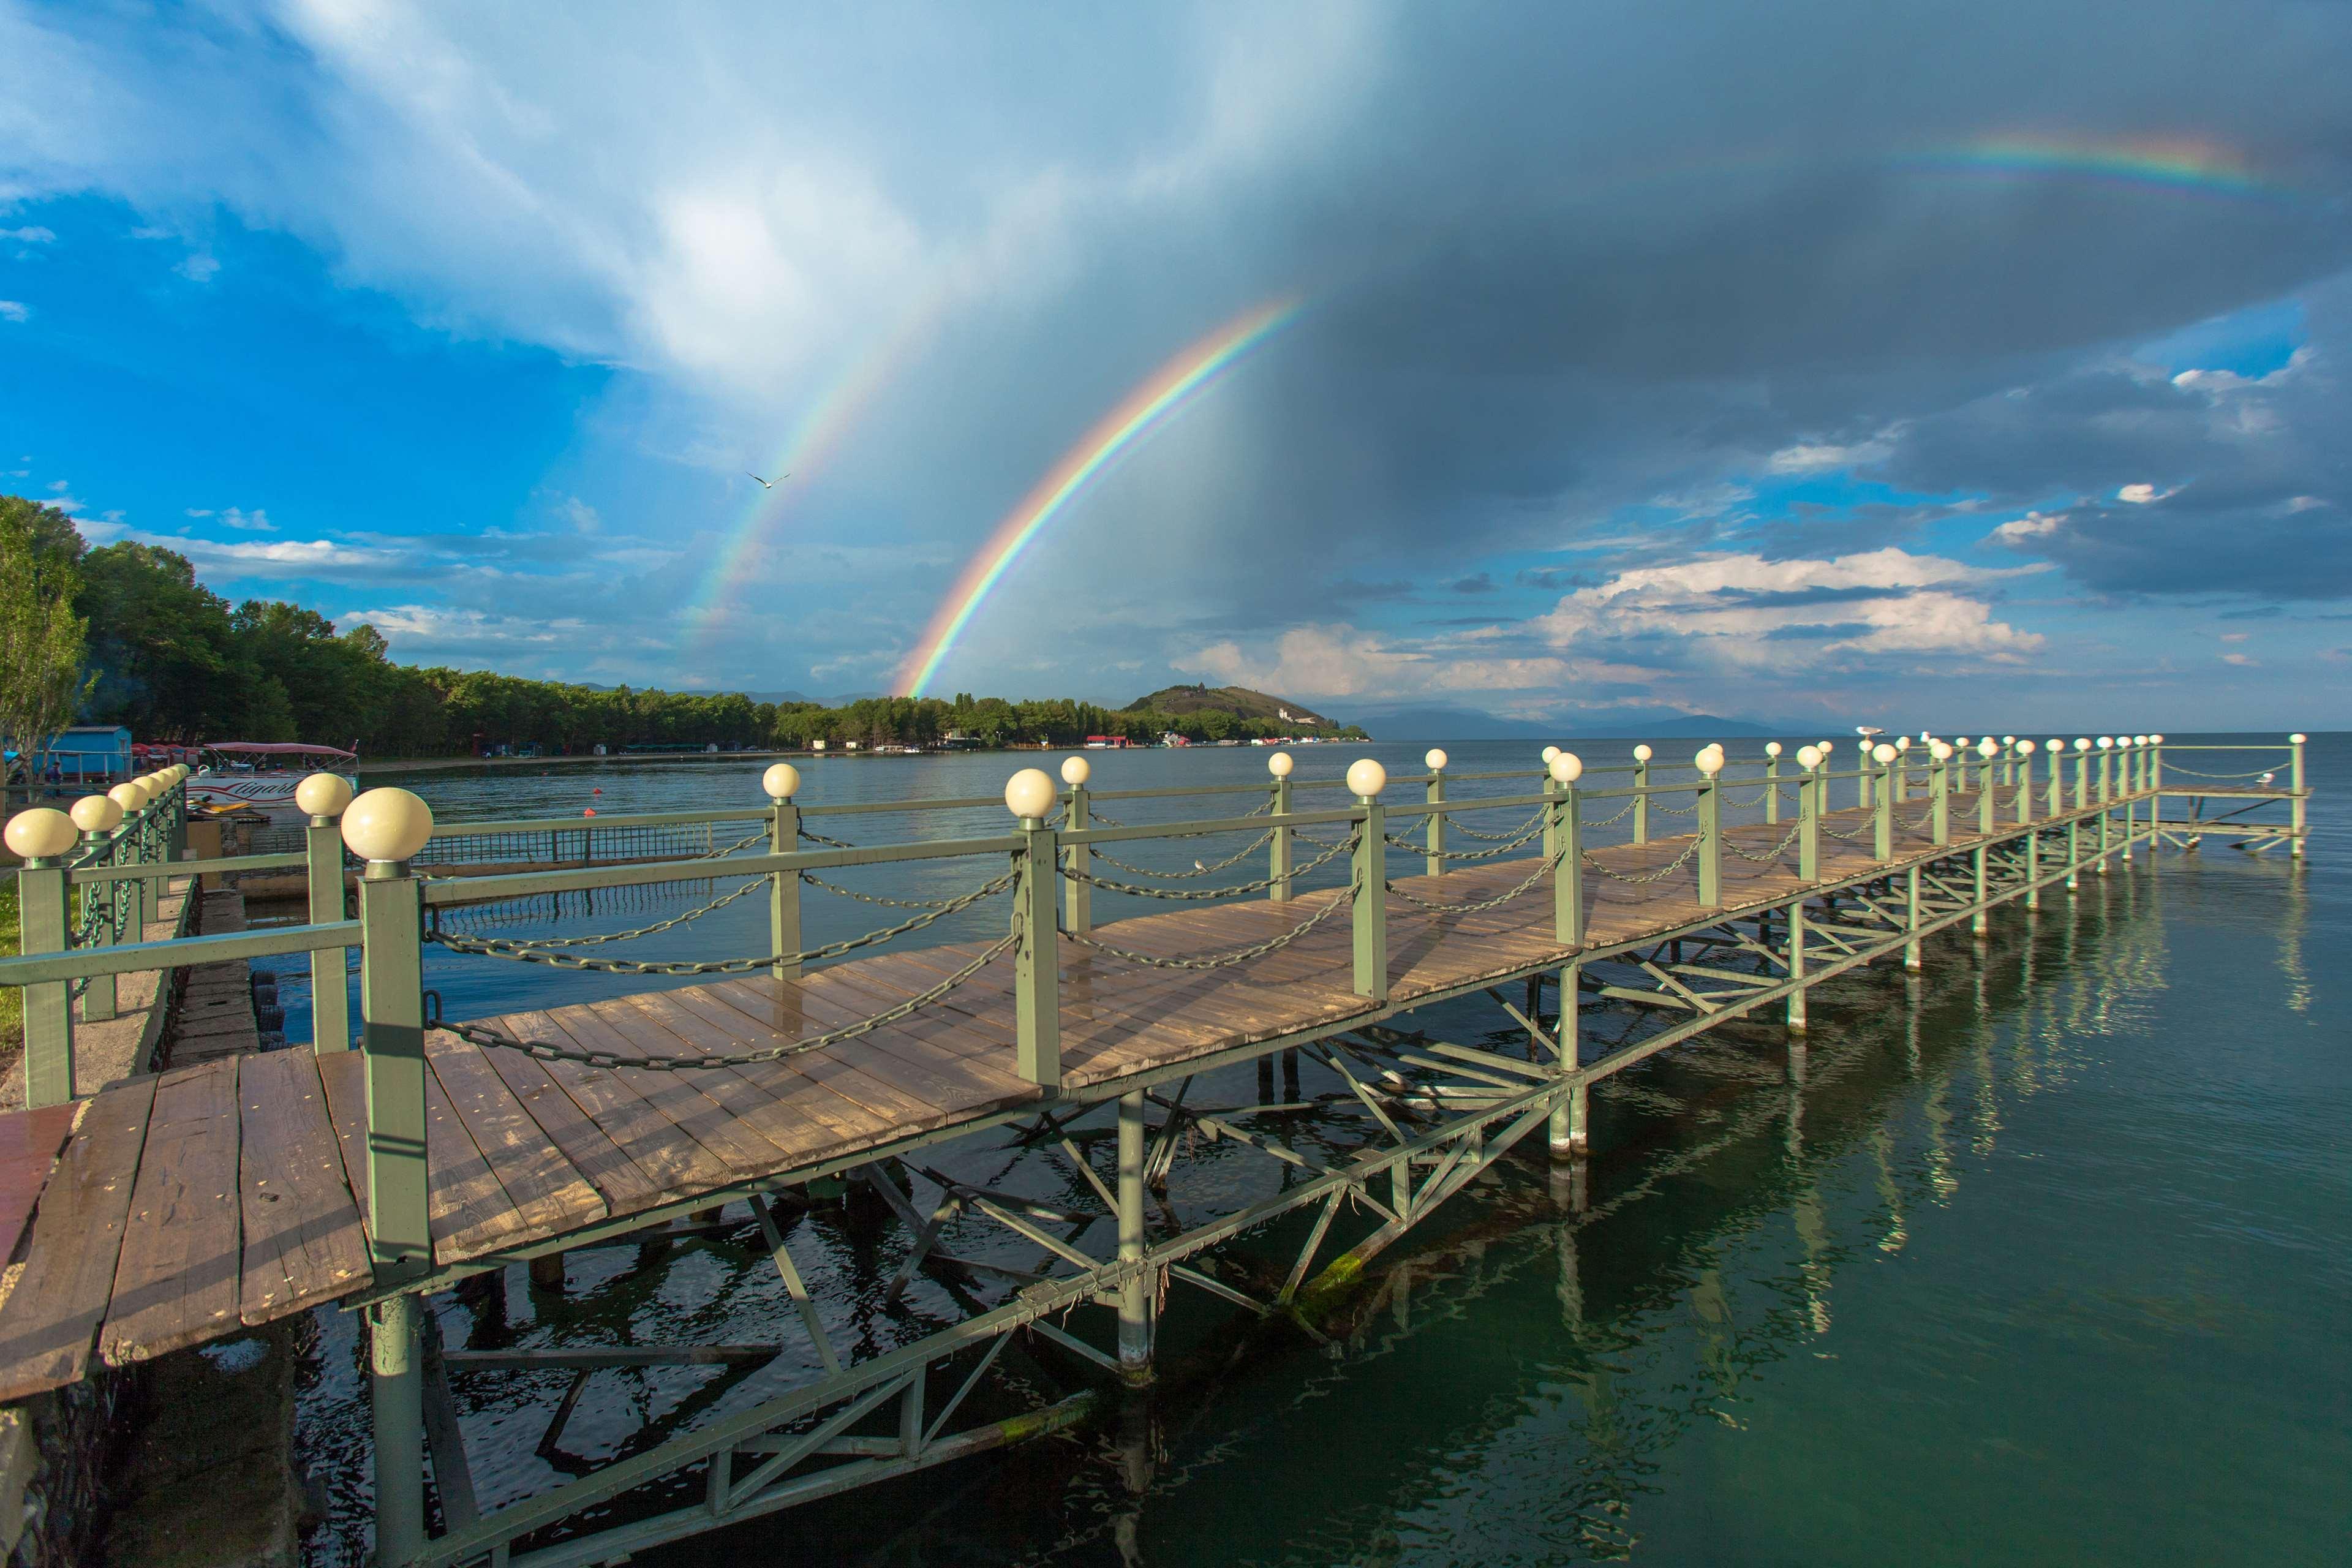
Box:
185;741;361;815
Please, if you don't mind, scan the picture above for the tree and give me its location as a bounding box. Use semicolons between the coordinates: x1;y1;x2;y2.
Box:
0;502;93;786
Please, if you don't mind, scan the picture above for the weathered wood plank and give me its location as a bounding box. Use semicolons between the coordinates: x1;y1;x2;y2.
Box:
98;1060;244;1365
427;1039;608;1259
237;1049;371;1324
0;1082;152;1400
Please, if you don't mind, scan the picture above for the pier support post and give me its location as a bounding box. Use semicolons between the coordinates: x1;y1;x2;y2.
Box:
1799;756;1820;881
1972;846;1988;938
1550;769;1583;946
1425;759;1446;880
528;1253;567;1292
2067;818;2080;891
371;1293;426;1568
2290;733;2307;858
1931;751;1950;845
1786;897;1809;1032
1695;757;1722;907
1872;750;1893;862
2027;826;2041;911
1116;1091;1154;1384
1905;866;1923;971
1549;958;1586;1158
1012;812;1061;1088
1765;745;1782;824
360;857;431;1282
767;777;803;979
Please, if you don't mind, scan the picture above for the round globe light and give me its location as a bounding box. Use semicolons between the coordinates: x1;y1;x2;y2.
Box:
2098;736;2113;748
2046;739;2062;754
341;787;435;863
109;782;148;813
1267;750;1294;778
2133;734;2147;746
1549;751;1583;784
762;763;802;801
1874;743;1898;764
2002;734;2015;744
2150;733;2165;744
1978;738;1998;758
1424;748;1449;772
2075;737;2090;751
4;808;78;861
1797;745;1822;770
1695;747;1724;776
70;794;124;834
2290;733;2307;745
1003;768;1055;823
1346;758;1388;800
1931;741;1952;761
1765;741;1782;758
1060;755;1091;786
2018;739;2037;756
295;772;354;819
1540;745;1560;764
1896;736;1911;752
1632;744;1653;763
1819;739;1835;753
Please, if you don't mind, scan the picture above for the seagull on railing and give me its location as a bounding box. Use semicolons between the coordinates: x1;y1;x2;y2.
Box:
2258;771;2275;786
747;471;790;488
1194;860;1206;871
1856;725;1884;739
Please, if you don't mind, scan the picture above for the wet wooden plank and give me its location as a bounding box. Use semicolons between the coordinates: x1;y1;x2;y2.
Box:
0;1079;154;1401
99;1060;244;1365
471;1042;672;1219
237;1049;370;1324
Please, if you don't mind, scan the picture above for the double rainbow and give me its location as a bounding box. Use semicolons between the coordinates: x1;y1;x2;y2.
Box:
894;297;1300;697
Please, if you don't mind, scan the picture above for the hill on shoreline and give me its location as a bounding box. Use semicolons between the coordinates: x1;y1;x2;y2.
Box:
1123;684;1341;731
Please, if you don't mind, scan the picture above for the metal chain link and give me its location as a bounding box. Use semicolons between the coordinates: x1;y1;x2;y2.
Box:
1385;847;1564;914
1058;882;1357;970
798;871;969;910
1581;835;1702;884
1446;809;1547;842
1726;817;1807;864
797;826;859;850
435;874;769;949
1090;830;1275;880
1584;798;1637;828
429;931;1020;1071
2160;764;2277;780
425;868;1016;974
1648;798;1700;816
1065;831;1357;900
1385;818;1546;861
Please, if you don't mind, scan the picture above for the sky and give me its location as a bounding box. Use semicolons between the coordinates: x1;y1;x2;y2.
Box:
4;1;2351;734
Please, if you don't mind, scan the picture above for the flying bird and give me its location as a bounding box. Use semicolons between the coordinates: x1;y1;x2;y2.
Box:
747;471;790;488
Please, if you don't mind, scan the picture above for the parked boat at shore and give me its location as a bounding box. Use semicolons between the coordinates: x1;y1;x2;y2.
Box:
186;741;360;815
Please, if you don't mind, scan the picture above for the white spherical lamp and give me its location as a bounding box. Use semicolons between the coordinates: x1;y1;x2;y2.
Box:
1819;739;1835;754
2002;734;2015;744
1267;750;1294;778
109;781;148;813
1632;744;1653;763
762;763;802;800
1424;748;1449;772
2017;739;2037;756
2151;733;2165;745
1978;738;1997;758
1540;745;1560;764
1931;741;1952;761
5;809;78;861
1896;735;1911;752
1059;755;1091;786
1874;742;1898;764
1765;741;1782;758
296;772;355;819
1548;751;1583;784
1694;745;1724;775
1003;768;1055;823
2290;733;2307;745
70;794;124;834
341;787;435;863
1346;758;1387;800
1797;745;1822;770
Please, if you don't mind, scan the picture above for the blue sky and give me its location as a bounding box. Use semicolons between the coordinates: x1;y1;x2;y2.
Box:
4;1;2351;732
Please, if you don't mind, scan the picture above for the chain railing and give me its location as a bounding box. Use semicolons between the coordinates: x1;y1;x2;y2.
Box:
1725;818;1807;864
1090;829;1274;880
1581;836;1702;884
1058;879;1357;970
1065;831;1357;901
1385;848;1562;913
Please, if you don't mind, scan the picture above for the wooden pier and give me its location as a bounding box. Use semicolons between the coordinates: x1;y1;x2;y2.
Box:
0;734;2312;1567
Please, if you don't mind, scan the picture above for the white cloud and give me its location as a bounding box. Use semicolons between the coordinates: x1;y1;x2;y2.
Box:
2115;483;2177;504
220;506;273;532
169;537;399;573
0;301;26;323
1765;431;1896;473
0;225;55;243
1536;548;2046;664
2220;632;2250;643
1187;622;1651;701
184;507;213;518
2220;652;2257;666
176;252;219;283
1992;510;2067;544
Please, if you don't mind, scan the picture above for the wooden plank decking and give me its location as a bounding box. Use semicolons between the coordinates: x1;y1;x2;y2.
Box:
0;786;2179;1401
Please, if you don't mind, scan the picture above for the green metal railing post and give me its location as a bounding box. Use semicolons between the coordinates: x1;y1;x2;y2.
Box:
2047;744;2064;818
1425;762;1446;881
82;826;121;1025
359;860;429;1282
1697;772;1722;907
1550;960;1586;1158
1931;752;1950;845
1116;1090;1153;1382
2016;747;2034;827
1979;748;1997;835
1765;745;1782;825
1786;895;1809;1030
371;1294;426;1568
1065;782;1091;938
2075;744;2090;812
307;811;351;1052
2290;733;2307;858
1632;748;1651;844
1014;820;1061;1087
1892;746;1908;803
1352;788;1387;1002
1268;774;1293;902
1873;754;1893;862
769;790;803;981
1551;777;1583;945
16;854;74;1107
2150;737;2165;794
2097;742;2113;873
141;798;166;918
1800;761;1820;881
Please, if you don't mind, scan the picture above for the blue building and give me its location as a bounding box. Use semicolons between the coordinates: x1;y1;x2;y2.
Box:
44;725;134;785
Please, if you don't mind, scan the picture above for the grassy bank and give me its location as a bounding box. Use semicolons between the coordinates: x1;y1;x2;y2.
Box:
0;883;19;1061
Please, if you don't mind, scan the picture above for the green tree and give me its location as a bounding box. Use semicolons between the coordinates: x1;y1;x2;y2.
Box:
0;502;93;788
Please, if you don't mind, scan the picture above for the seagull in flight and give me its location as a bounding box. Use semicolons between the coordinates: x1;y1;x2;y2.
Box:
747;471;790;489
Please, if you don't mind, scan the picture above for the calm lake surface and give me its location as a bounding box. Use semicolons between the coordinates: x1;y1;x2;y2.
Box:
275;734;2350;1566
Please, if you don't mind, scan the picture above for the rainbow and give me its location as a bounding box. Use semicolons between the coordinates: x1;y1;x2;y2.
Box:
682;299;949;643
895;296;1300;697
1907;132;2289;202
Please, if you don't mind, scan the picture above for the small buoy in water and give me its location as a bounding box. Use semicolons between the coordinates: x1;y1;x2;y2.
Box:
593;787;603;794
584;808;597;817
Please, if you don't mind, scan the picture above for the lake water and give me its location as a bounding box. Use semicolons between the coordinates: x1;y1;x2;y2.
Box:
271;733;2350;1566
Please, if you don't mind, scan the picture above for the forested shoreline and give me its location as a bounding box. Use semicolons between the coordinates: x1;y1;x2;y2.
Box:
2;496;1363;757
